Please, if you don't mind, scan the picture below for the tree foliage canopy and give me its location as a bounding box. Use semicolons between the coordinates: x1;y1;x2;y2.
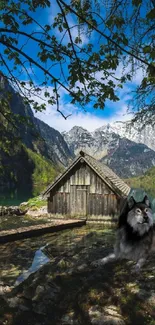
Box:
0;0;155;123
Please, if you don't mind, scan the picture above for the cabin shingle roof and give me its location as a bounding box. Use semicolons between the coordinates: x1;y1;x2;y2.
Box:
43;150;130;197
83;152;130;196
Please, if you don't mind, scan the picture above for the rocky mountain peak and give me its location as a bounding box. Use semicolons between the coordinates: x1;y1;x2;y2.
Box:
63;126;96;156
94;120;155;151
102;137;155;178
63;123;155;178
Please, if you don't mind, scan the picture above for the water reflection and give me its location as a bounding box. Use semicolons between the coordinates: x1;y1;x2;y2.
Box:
15;245;50;286
0;225;114;288
0;189;33;206
0;185;46;206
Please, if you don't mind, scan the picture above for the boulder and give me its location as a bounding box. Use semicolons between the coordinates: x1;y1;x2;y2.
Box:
88;305;125;325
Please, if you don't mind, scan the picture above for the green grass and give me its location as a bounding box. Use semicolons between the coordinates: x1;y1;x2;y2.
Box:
24;196;47;208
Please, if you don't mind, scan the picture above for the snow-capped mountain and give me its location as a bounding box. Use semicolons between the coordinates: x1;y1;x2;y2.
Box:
101;137;155;178
62;126;120;159
63;121;155;156
62;126;97;156
94;121;155;151
62;122;155;178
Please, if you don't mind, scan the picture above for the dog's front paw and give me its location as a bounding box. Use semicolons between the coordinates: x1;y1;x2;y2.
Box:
131;258;145;274
131;264;141;274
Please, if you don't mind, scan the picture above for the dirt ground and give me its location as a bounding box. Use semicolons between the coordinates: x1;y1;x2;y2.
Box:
1;225;155;325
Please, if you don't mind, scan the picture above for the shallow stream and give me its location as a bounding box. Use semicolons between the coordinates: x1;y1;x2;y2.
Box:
0;224;115;288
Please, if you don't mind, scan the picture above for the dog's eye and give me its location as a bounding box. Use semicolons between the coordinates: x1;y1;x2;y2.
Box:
136;208;141;214
144;208;148;213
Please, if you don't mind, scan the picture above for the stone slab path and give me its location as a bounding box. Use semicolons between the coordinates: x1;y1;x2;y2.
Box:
0;219;86;243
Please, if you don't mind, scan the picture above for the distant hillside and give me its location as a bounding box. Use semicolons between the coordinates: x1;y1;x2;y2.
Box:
0;74;73;167
0;139;58;196
124;166;155;198
0;75;72;198
36;118;73;166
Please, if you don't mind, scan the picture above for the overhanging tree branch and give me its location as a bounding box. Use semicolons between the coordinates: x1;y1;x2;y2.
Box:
0;38;76;98
58;0;155;72
0;0;154;123
0;28;75;60
54;80;72;119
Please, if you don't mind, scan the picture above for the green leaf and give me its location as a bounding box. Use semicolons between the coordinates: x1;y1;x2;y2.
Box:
143;45;151;54
147;9;155;19
150;51;155;59
122;35;128;46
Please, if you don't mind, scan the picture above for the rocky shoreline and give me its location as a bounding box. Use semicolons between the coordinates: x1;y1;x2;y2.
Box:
0;205;48;217
0;205;26;216
0;196;47;217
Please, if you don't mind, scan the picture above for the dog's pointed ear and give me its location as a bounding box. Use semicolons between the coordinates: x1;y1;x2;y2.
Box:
128;196;136;209
143;195;151;207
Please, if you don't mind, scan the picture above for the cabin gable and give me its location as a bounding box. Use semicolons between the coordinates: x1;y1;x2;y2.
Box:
47;161;121;217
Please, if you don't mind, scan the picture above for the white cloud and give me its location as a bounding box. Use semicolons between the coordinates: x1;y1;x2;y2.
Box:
132;66;145;85
34;106;132;133
32;84;133;133
115;61;145;86
67;21;89;45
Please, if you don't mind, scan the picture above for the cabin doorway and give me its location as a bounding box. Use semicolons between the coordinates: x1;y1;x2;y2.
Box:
70;185;88;216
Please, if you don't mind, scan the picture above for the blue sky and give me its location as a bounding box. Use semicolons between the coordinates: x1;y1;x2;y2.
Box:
1;0;145;132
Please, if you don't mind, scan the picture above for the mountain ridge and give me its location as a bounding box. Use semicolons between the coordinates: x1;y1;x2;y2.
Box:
63;120;155;152
63;124;155;178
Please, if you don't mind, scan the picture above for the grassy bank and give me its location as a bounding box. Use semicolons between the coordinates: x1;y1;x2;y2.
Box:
22;196;47;209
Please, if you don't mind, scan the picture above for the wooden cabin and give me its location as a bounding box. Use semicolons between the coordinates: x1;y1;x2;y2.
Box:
43;151;130;220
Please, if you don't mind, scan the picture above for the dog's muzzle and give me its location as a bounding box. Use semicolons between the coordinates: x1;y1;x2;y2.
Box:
144;215;149;223
138;215;149;224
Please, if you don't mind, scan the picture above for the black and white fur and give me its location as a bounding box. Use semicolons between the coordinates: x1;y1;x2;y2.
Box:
92;195;155;272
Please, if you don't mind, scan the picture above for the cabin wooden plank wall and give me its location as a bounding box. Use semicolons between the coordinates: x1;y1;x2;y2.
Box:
48;161;120;217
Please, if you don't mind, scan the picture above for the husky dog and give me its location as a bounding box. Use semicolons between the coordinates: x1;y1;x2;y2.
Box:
92;195;155;272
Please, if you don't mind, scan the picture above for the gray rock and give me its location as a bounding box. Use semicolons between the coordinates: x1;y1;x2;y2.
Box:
92;316;125;325
88;305;125;325
0;285;13;295
0;206;25;216
8;297;21;308
20;202;28;207
61;314;79;324
147;293;155;306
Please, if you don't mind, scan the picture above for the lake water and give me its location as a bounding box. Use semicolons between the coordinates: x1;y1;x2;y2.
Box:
1;187;155;207
0;189;34;206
